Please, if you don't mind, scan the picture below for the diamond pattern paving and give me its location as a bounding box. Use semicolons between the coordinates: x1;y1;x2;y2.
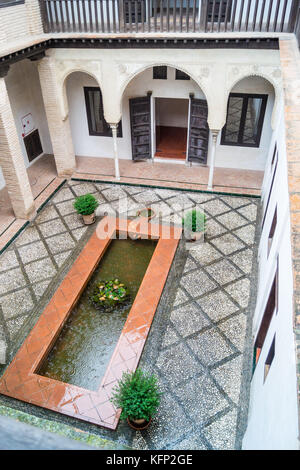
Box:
0;180;260;450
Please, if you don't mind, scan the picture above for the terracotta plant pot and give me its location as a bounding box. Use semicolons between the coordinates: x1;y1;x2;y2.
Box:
186;230;205;242
136;207;156;221
127;417;152;430
82;212;96;225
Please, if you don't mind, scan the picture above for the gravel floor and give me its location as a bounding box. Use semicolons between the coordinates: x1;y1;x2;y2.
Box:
0;180;260;450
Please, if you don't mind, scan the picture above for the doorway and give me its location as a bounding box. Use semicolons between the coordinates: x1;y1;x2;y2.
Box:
154;98;189;160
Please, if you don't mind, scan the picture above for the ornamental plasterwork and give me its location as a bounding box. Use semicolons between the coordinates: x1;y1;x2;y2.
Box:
116;60;212;98
226;63;283;129
226;63;282;95
55;59;102;86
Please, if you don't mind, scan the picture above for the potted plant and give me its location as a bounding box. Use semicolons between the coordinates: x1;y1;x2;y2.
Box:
182;208;207;241
73;193;99;225
111;368;161;430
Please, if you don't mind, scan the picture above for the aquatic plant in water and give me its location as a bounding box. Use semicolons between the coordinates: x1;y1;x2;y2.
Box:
91;279;129;311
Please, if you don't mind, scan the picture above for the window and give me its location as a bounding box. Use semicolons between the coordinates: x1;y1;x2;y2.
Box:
262;156;278;230
23;129;43;162
221;93;268;147
153;66;167;80
175;69;190;81
207;0;232;22
84;87;122;137
267;206;277;257
253;266;278;370
264;336;275;382
271;143;277;168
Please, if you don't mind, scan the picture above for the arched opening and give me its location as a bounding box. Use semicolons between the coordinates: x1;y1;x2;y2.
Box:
121;64;209;164
65;71;122;162
218;75;276;172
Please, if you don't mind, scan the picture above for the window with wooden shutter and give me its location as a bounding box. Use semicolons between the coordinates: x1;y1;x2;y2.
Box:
84;87;122;138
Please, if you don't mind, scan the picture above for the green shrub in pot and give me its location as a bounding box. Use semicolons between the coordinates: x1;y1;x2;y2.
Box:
182;208;206;240
73;193;99;224
111;368;161;429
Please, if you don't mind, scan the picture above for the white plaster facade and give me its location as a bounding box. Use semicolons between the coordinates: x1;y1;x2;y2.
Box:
242;100;299;450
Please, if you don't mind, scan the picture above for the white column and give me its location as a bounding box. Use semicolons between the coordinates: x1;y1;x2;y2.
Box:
110;124;120;181
0;76;36;220
207;130;219;191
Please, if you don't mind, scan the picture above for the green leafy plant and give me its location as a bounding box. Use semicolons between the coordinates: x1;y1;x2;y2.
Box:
182;209;206;233
91;279;129;310
73;193;99;216
111;369;161;422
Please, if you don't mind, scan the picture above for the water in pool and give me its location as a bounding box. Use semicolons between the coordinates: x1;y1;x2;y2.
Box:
38;237;157;391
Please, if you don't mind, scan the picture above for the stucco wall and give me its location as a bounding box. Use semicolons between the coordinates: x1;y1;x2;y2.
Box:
67;66;275;170
0;60;52;190
242;102;298;450
214;76;275;171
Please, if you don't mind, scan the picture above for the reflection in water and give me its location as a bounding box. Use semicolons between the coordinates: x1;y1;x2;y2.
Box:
38;238;157;391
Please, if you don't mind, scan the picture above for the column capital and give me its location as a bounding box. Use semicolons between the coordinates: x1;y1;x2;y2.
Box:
109;123;119;130
210;129;221;143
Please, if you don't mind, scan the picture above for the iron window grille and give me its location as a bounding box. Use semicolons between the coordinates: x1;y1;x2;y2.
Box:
84;87;122;137
221;93;268;148
23;129;43;162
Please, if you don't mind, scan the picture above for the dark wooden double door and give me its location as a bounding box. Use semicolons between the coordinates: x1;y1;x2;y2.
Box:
129;95;209;164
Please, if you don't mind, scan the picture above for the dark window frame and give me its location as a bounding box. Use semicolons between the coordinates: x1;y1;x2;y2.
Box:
84;86;122;138
23;129;43;163
264;335;275;383
221;93;268;148
253;262;279;373
153;66;167;80
262;154;278;231
175;69;190;81
267;205;277;257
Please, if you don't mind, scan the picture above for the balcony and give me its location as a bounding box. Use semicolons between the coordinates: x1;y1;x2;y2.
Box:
39;0;298;36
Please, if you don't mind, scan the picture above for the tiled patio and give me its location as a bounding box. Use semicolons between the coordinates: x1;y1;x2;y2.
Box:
0;179;260;450
75;156;263;196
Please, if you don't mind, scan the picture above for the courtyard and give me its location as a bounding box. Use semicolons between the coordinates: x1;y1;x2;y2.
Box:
0;180;260;450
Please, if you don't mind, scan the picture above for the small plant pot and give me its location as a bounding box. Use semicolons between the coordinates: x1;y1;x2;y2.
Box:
127;417;152;431
185;230;205;242
136;208;156;221
82;213;96;225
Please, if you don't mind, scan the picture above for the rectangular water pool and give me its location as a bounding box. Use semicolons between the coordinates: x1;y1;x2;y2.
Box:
38;237;157;390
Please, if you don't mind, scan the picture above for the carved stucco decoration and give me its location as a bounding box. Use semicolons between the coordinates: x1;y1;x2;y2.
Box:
54;59;102;121
112;60;213;124
225;63;283;129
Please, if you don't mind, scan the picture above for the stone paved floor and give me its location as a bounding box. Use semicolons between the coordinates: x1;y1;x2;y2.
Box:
0;180;260;450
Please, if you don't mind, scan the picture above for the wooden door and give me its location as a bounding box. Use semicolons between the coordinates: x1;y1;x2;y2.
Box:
129;96;152;161
187;98;209;165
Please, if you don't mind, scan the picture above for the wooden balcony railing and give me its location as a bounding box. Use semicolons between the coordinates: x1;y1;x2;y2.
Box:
39;0;299;35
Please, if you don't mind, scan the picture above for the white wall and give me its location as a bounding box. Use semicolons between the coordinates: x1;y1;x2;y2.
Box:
155;98;189;128
242;101;299;450
67;67;274;171
67;67;204;160
0;60;53;190
215;76;275;171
